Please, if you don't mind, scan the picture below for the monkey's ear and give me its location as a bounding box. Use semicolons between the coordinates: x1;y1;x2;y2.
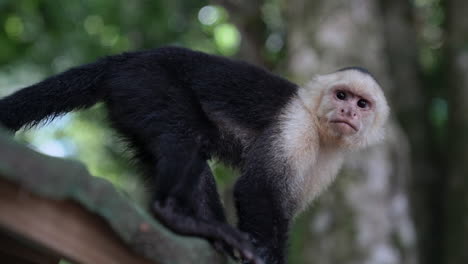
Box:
362;101;390;148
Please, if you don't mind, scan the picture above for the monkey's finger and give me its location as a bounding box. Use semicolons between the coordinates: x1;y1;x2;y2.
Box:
238;249;264;264
212;240;240;261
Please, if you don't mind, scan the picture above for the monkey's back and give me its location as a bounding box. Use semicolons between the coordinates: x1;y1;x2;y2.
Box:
104;47;298;165
136;47;298;128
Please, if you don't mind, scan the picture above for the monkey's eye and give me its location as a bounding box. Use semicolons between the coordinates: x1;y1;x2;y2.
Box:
336;91;347;100
357;99;368;108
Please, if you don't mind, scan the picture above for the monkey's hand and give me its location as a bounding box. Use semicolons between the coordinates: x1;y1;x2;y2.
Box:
152;199;264;264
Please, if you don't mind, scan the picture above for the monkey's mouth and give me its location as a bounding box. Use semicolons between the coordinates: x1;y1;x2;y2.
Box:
330;120;358;132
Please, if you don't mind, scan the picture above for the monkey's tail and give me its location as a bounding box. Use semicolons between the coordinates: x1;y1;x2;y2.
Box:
0;59;109;132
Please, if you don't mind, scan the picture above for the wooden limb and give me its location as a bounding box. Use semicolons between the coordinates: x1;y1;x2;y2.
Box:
0;179;155;264
0;230;60;264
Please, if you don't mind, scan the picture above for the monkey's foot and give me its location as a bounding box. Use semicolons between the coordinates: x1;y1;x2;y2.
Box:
152;200;264;264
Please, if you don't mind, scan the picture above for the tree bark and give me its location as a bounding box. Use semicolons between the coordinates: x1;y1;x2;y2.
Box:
444;0;468;263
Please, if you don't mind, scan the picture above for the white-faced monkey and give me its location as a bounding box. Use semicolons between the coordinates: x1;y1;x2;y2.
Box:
0;47;389;264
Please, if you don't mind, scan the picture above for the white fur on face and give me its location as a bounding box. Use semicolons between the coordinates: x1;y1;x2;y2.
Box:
277;69;389;214
299;69;389;149
277;96;344;213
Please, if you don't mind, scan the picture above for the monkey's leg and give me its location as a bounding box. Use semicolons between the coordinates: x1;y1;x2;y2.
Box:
105;75;261;261
151;136;262;263
235;177;291;264
108;114;259;261
235;137;293;264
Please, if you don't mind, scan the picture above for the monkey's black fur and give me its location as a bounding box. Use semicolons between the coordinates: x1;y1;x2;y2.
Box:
0;46;301;264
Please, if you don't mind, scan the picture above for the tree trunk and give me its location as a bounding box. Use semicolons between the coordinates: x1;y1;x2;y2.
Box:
444;0;468;263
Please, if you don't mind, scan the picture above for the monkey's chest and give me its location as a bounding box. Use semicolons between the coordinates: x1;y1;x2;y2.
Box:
290;150;344;212
208;113;259;166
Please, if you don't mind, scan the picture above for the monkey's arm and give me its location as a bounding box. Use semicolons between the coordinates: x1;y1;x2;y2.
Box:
234;130;295;264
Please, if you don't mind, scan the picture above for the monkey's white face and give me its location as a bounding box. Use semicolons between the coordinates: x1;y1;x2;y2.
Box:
321;84;374;137
300;69;389;149
281;69;389;212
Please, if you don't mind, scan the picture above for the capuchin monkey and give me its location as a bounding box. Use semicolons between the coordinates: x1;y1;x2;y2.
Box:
0;47;389;264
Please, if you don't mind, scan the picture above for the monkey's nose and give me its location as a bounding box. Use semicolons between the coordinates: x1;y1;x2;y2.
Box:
340;107;357;118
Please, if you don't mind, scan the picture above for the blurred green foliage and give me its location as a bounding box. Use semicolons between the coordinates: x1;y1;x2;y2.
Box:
0;0;241;63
